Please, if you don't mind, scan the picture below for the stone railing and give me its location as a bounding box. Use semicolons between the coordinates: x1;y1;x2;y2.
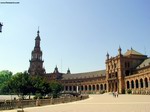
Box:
0;95;89;111
126;89;150;95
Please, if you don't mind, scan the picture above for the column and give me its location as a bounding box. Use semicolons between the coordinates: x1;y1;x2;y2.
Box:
148;81;150;88
76;86;79;93
143;80;146;88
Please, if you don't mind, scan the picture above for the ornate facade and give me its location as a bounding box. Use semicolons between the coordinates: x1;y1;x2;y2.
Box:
28;31;150;94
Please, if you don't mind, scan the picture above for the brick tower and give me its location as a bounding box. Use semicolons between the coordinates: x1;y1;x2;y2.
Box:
28;30;45;75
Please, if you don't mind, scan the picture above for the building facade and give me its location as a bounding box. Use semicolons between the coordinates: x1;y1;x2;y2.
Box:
28;30;150;94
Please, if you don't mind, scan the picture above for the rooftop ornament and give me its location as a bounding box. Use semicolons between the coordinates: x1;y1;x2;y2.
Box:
0;22;3;33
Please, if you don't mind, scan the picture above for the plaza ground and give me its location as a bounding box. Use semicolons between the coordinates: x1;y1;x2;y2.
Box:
3;93;150;112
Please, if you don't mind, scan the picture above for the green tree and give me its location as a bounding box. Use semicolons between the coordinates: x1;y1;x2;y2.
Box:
0;81;11;94
0;70;13;94
49;81;63;98
31;76;51;98
8;71;32;98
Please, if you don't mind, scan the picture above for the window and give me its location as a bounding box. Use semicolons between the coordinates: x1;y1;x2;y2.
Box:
115;72;118;77
109;74;111;78
125;70;130;76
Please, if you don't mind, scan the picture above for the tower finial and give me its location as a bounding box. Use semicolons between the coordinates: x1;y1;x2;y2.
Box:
67;68;71;74
118;45;122;55
54;65;59;73
106;52;109;59
37;26;40;35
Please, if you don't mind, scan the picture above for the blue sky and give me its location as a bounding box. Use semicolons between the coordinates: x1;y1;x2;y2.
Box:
0;0;150;74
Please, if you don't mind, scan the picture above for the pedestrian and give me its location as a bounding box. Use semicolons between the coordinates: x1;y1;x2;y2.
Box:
112;91;116;97
115;91;118;97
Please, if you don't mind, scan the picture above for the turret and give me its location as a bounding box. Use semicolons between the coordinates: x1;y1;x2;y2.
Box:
54;65;59;73
67;68;71;74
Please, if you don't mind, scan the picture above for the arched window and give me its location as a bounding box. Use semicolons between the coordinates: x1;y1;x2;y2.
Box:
127;81;130;89
140;79;143;88
96;84;99;90
135;80;139;88
85;85;87;91
89;85;91;91
104;84;107;90
145;78;148;88
69;86;72;91
100;84;103;90
93;85;95;91
73;86;76;91
65;86;68;91
131;80;134;89
81;86;84;91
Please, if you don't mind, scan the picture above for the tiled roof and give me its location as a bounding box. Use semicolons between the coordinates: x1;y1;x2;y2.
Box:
124;48;144;56
136;58;150;69
62;70;106;80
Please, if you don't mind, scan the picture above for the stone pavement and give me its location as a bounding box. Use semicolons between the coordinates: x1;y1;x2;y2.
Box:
3;93;150;112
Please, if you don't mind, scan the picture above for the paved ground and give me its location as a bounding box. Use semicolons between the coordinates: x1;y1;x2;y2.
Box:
3;93;150;112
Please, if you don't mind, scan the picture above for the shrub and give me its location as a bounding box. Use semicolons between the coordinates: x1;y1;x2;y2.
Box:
127;89;132;94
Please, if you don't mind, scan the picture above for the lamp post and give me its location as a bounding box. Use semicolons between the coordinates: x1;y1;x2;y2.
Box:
0;22;3;33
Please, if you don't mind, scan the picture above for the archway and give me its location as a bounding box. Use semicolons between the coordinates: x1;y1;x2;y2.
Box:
73;86;76;91
131;80;134;89
69;86;72;91
100;84;103;90
96;84;99;91
104;84;107;90
89;85;91;91
65;86;68;91
85;85;87;91
145;77;148;88
81;85;84;91
93;85;95;91
135;79;139;88
140;78;143;88
127;81;130;89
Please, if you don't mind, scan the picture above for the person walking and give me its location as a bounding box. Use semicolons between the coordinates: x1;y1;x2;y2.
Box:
112;91;116;97
115;91;118;98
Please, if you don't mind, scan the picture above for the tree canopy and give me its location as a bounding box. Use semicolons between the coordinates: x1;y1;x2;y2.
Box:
0;70;13;94
1;71;63;98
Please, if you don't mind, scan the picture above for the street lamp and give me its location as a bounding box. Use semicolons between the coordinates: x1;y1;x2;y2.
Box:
0;22;3;33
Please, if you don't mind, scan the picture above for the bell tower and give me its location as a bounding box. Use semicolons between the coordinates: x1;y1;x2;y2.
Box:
28;30;45;75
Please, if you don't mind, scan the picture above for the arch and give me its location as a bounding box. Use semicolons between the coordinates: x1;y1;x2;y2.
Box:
115;82;118;91
93;85;95;91
131;80;134;89
89;85;91;91
81;85;84;91
73;86;76;91
145;77;148;88
109;83;111;91
85;85;87;91
126;81;130;89
65;86;68;91
104;84;107;90
69;86;72;91
140;78;143;88
112;83;114;91
135;79;139;88
96;84;99;90
100;84;103;90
